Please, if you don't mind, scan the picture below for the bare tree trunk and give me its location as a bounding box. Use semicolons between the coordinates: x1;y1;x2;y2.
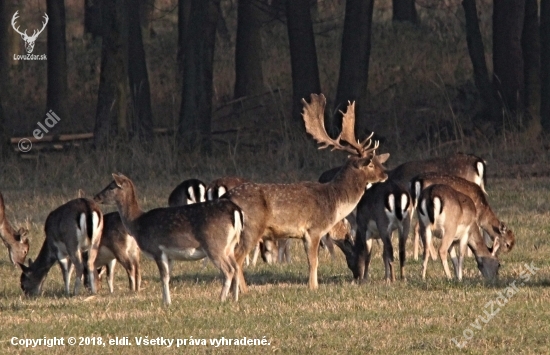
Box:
234;0;265;99
542;0;550;132
462;0;500;120
334;0;375;134
46;0;69;122
392;0;417;24
492;0;525;114
177;0;191;85
522;0;540;121
286;0;321;123
94;0;129;147
178;0;220;153
126;0;154;142
84;0;103;37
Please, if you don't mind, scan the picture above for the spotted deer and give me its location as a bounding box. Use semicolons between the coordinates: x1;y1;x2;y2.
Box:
19;198;103;296
417;184;500;280
94;174;243;305
410;173;515;255
168;179;207;207
225;93;389;292
389;153;488;261
0;192;29;265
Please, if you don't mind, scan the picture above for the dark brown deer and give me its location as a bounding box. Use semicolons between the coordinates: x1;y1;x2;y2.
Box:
94;174;244;305
168;179;207;207
417;184;500;280
0;192;29;265
19;198;104;296
410;173;515;255
225;93;389;292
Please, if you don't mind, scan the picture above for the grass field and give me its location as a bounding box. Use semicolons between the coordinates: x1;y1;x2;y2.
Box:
0;150;549;354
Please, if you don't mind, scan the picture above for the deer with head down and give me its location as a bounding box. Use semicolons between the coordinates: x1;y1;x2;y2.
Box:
19;198;103;296
410;173;515;255
95;174;244;305
0;192;29;266
225;93;389;292
417;184;500;280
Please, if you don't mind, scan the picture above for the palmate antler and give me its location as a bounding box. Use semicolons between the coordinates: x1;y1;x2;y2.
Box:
301;93;378;158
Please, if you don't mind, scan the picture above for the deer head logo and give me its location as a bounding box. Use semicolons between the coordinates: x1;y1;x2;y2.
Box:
11;11;49;54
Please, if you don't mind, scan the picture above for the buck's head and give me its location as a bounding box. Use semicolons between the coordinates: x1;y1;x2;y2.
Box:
302;93;389;188
94;173;134;205
11;11;49;54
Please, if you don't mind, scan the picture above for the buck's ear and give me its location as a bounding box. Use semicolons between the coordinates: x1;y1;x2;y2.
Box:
376;153;390;164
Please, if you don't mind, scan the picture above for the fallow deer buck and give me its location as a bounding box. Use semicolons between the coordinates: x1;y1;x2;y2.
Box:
94;174;244;305
19;198;103;296
410;173;515;255
168;179;207;207
334;179;412;282
85;212;141;293
417;184;500;280
225;93;389;292
0;192;29;265
388;153;488;260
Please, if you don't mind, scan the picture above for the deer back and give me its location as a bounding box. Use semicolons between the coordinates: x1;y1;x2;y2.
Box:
389;153;486;192
168;179;207;207
207;176;249;200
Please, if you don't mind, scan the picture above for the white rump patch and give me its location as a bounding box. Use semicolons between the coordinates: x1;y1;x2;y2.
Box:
414;181;422;206
218;186;227;198
159;245;206;261
433;197;442;219
198;184;206;202
187;186;197;204
207;188;214;201
366;183;373;190
401;193;409;216
77;213;90;250
386;193;395;213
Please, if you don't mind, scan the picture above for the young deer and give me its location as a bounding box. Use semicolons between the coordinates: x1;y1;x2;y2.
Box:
225;93;389;292
168;179;207;207
0;192;29;265
410;173;515;255
85;212;141;293
417;184;500;280
19;198;103;296
94;174;243;305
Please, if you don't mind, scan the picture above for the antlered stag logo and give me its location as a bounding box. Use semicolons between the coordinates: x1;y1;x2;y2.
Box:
11;11;49;54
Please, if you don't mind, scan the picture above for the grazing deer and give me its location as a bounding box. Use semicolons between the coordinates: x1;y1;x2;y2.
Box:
410;173;515;255
388;153;488;261
417;184;500;280
168;179;207;207
19;198;103;296
85;212;141;293
0;192;29;265
355;179;412;282
94;174;243;305
225;94;389;292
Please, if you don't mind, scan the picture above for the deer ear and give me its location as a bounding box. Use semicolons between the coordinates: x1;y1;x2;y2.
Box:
376;153;390;164
17;227;29;237
18;262;30;272
491;236;500;256
112;174;126;188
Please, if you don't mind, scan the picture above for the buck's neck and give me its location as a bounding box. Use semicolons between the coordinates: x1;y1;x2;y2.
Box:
115;185;144;236
327;163;370;216
29;237;58;278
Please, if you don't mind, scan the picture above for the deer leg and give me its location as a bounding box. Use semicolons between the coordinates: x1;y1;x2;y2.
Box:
355;227;368;281
251;243;260;266
230;255;240;302
58;255;73;296
303;233;321;290
363;237;374;284
106;259;117;293
134;258;142;292
156;253;172;305
399;217;410;280
449;246;459;278
439;228;456;280
413;220;420;261
456;236;468;281
420;225;432;280
70;249;85;296
215;257;235;302
380;226;395;282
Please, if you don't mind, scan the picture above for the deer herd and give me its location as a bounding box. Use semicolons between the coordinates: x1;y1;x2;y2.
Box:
1;94;517;305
